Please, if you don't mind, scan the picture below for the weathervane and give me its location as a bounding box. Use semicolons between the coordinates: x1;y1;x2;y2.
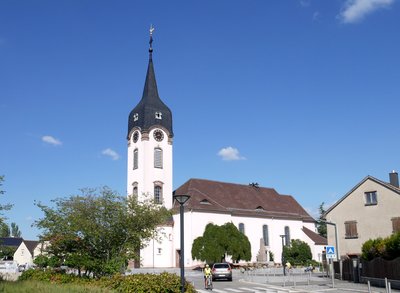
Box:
149;24;154;55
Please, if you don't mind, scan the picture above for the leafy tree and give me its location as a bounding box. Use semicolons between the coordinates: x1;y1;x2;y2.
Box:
192;222;251;263
34;187;171;277
283;239;312;266
0;245;17;259
11;222;21;238
0;221;10;237
317;202;327;238
0;176;13;225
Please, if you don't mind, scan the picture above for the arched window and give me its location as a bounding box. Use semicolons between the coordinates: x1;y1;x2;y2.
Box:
154;185;162;204
133;149;138;170
263;225;269;246
284;226;291;246
154;147;163;168
239;223;245;234
133;186;138;198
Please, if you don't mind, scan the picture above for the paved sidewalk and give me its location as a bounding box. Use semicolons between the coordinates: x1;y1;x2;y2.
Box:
240;268;400;293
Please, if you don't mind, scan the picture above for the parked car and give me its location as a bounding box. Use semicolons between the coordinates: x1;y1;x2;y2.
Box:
212;262;232;281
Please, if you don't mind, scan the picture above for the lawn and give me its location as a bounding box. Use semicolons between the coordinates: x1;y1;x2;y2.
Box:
0;280;115;293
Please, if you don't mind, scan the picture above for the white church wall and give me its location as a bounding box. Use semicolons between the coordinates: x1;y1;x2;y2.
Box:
172;210;319;268
141;226;174;268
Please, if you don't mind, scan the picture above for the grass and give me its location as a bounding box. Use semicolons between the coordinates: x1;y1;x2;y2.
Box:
0;280;115;293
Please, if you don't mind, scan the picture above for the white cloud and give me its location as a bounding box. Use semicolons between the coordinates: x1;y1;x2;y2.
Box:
300;0;311;7
313;11;321;21
42;135;62;146
102;148;120;160
339;0;394;23
217;146;245;161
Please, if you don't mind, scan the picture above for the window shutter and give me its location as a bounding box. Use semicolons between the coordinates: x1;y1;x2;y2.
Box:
392;217;400;233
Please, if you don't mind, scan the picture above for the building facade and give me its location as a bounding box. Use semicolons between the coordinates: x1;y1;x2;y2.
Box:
324;171;400;259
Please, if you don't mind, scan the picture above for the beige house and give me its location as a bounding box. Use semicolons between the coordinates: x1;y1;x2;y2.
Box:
13;240;42;266
324;171;400;259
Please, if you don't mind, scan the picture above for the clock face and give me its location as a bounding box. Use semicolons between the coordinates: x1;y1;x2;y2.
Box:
153;129;164;142
132;131;139;143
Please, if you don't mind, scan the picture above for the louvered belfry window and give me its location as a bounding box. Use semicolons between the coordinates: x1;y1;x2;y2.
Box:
133;149;138;170
154;148;163;168
345;221;358;238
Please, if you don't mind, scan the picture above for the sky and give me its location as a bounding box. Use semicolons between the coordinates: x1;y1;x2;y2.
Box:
1;0;399;240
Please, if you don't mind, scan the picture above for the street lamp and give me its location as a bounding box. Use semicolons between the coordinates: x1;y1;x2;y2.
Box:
320;220;339;260
280;234;286;276
174;194;190;293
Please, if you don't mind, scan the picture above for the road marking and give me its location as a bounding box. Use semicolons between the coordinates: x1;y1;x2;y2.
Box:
225;289;243;292
238;287;264;292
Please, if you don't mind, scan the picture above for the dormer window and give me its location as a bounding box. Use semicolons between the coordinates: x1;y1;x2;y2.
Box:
200;199;211;205
255;206;264;211
155;112;162;119
133;113;139;121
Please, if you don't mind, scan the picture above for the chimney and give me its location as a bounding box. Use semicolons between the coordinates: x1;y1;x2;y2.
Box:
389;170;399;188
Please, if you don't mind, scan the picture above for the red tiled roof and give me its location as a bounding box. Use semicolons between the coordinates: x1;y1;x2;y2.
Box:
174;179;315;222
302;226;327;245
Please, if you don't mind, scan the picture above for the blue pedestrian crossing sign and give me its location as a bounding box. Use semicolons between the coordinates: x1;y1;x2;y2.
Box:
326;246;336;259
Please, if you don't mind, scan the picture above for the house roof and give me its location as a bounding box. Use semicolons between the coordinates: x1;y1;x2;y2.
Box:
324;175;400;216
302;226;327;245
173;178;315;222
0;237;24;247
23;240;40;255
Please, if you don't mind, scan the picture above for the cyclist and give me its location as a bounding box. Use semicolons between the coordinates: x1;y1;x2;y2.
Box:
204;264;212;289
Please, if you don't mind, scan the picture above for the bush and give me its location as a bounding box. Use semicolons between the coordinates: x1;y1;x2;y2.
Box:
19;269;196;293
361;232;400;261
283;239;312;266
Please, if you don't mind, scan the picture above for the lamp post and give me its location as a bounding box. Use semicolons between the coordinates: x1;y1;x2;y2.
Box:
280;234;286;276
320;220;339;260
174;194;190;293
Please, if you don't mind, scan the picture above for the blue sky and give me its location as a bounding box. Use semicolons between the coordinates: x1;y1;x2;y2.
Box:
1;0;399;240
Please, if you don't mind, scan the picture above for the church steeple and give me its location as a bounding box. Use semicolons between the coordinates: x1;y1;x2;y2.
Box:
127;27;173;139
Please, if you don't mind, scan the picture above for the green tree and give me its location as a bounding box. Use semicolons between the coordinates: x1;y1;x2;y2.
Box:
283;239;313;266
192;222;251;263
11;222;21;238
317;202;327;238
0;221;10;237
34;187;171;277
0;176;13;225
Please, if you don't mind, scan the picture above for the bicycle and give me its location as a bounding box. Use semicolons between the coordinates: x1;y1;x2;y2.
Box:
205;274;213;290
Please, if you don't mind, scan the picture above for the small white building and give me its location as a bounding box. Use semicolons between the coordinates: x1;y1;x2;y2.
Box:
13;240;42;267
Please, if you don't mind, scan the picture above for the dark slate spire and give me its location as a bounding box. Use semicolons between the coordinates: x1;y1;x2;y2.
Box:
127;26;173;139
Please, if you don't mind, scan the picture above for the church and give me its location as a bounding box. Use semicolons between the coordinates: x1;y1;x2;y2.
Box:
126;30;325;268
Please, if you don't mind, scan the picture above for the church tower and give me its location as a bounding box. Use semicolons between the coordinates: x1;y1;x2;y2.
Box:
127;28;174;267
127;28;173;210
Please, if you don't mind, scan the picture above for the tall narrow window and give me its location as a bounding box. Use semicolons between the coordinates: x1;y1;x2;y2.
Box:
154;185;162;204
133;149;138;170
154;148;163;168
365;191;377;205
263;225;269;246
391;217;400;233
284;226;290;246
132;186;138;198
239;223;245;234
345;221;358;238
